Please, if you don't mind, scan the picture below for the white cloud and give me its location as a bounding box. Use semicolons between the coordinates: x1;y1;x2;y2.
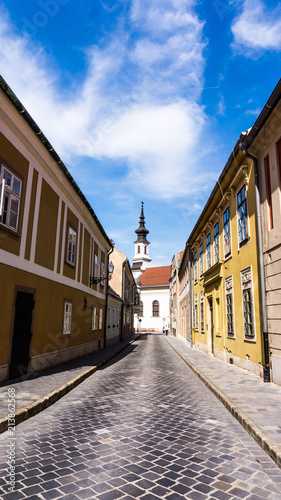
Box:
0;0;211;199
231;0;281;53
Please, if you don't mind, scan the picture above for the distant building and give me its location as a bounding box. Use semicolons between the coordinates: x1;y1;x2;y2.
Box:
110;247;137;341
170;250;185;337
137;266;171;332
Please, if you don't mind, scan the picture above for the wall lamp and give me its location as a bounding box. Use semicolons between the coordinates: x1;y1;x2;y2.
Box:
90;261;114;286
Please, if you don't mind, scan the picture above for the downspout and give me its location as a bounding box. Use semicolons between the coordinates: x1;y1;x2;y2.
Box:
189;245;193;348
240;146;270;382
104;244;114;349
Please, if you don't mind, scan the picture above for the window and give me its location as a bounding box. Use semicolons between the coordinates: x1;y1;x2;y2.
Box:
199;243;203;276
152;300;159;317
66;226;77;265
200;292;204;332
99;308;103;330
138;245;140;253
264;155;273;230
92;306;97;330
107;307;111;328
237;185;248;244
223;207;231;256
214;223;219;263
63;300;72;335
194;294;198;330
206;233;211;269
116;309;119;327
94;254;99;278
101;261;105;278
194;251;198;282
241;267;255;339
144;245;147;254
0;164;22;231
140;301;143;317
112;308;115;327
225;276;234;338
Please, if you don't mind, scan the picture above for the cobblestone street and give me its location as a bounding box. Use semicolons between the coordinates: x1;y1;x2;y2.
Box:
1;334;281;499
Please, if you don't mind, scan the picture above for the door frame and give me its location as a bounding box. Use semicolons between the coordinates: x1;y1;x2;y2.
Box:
8;285;36;378
207;295;214;355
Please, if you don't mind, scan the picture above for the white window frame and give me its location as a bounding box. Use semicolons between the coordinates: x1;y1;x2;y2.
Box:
200;292;204;332
66;226;77;265
92;306;97;331
194;250;198;282
63;300;72;335
237;184;248;246
194;294;198;331
206;233;211;270
214;222;219;264
99;308;103;330
223;207;231;257
0;163;22;232
199;243;203;276
225;276;235;338
240;267;255;341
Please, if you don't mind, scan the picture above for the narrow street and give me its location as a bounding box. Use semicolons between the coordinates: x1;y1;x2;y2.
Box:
1;334;281;500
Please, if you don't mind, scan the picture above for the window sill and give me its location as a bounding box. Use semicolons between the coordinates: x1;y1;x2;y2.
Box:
239;237;250;249
0;223;20;239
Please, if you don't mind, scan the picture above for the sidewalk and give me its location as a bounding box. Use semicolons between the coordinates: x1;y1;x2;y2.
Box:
0;335;139;434
164;335;281;470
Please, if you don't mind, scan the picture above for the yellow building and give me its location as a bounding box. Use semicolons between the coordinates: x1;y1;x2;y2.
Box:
0;76;113;381
188;138;266;378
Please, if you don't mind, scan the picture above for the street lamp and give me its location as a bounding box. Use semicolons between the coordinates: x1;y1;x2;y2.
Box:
90;261;114;286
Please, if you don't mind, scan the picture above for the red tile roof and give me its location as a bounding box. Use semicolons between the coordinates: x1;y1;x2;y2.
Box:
139;266;171;287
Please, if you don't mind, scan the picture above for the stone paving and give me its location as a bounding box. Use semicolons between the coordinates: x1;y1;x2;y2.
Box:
165;336;281;448
0;337;138;421
1;333;281;499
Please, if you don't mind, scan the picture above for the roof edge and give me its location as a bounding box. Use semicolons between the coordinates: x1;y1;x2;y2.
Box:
0;75;113;249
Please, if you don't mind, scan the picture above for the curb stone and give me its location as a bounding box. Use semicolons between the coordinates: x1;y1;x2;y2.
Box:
0;336;139;435
164;336;281;470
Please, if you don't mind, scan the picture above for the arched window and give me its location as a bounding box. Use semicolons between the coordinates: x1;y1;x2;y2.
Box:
137;245;140;253
152;300;159;317
144;245;147;254
140;301;143;317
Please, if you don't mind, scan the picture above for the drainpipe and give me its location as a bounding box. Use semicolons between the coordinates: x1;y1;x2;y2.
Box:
104;244;114;349
188;245;193;348
239;146;270;382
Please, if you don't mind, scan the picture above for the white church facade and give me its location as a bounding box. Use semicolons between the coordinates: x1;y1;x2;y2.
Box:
132;203;170;333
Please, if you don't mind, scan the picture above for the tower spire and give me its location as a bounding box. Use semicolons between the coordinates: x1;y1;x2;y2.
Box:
132;202;152;278
135;201;149;244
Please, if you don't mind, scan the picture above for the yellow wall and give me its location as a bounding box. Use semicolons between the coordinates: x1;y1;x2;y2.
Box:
191;158;264;374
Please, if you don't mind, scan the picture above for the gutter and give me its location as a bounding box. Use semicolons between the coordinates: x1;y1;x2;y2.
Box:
104;245;114;349
239;146;270;383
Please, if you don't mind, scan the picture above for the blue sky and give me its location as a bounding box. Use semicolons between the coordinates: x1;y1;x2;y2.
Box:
1;0;281;266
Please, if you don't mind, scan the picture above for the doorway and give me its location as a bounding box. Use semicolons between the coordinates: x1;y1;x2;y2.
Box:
207;296;214;355
9;290;35;379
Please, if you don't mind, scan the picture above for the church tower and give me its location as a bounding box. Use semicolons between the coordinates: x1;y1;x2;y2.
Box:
132;202;152;279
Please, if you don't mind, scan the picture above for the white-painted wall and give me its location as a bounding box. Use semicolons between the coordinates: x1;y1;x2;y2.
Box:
135;286;170;332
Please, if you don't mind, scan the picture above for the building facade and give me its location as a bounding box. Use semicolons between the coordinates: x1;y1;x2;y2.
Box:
177;245;191;344
188;140;265;377
138;266;171;332
106;286;123;347
0;77;113;381
170;251;184;337
241;79;281;384
110;247;137;340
